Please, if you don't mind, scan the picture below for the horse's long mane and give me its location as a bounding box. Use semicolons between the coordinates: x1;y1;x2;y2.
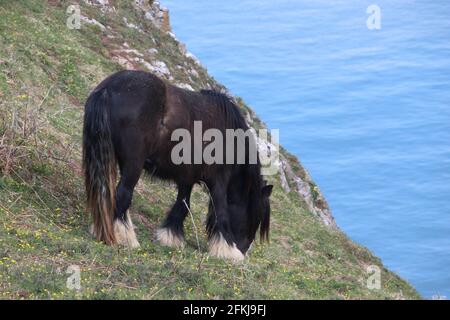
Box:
246;156;269;241
200;89;269;241
200;90;248;131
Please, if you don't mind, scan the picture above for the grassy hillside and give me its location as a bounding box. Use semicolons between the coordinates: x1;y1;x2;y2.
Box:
0;0;420;299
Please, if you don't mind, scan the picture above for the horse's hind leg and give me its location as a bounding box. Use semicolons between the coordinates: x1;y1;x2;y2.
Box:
156;184;193;248
112;154;145;248
87;155;143;249
90;168;143;247
206;179;245;262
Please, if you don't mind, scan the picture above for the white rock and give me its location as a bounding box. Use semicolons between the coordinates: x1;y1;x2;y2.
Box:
142;1;169;30
138;58;171;79
189;68;199;78
84;0;115;13
279;161;291;193
95;0;109;6
186;52;201;66
123;17;144;33
176;83;194;91
121;49;144;57
280;154;337;229
151;60;170;75
111;56;134;70
80;15;106;31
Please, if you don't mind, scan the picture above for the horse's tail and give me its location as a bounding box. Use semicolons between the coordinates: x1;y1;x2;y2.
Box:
82;87;117;245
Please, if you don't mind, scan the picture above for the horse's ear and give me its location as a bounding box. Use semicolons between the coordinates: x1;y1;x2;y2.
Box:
261;184;273;197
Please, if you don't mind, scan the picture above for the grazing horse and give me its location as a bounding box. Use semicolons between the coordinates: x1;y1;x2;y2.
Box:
82;70;272;261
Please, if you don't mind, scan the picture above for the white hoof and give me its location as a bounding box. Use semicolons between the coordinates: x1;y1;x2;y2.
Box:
156;227;185;248
208;233;245;262
114;214;140;249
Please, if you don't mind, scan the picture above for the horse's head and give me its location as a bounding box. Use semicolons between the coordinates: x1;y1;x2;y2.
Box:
228;176;273;254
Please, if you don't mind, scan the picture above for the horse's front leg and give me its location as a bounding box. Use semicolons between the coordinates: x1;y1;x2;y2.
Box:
206;180;245;262
156;184;193;248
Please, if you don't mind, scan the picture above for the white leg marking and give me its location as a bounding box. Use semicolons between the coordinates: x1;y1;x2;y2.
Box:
114;213;140;249
156;227;185;248
208;233;245;262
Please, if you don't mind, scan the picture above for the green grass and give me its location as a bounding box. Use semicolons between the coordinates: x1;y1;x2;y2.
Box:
0;0;420;299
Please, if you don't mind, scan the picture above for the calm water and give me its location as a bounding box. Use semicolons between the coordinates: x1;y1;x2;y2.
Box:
163;0;450;298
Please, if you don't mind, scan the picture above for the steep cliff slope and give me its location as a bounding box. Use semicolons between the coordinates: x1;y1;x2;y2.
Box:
0;0;419;299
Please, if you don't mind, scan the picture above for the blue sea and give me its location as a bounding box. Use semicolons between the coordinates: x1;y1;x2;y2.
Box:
163;0;450;298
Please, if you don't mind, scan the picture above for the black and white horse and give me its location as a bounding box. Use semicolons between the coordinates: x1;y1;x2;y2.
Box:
82;70;272;261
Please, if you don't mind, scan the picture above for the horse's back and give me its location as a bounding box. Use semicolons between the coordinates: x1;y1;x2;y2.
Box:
95;70;165;124
94;70;165;93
